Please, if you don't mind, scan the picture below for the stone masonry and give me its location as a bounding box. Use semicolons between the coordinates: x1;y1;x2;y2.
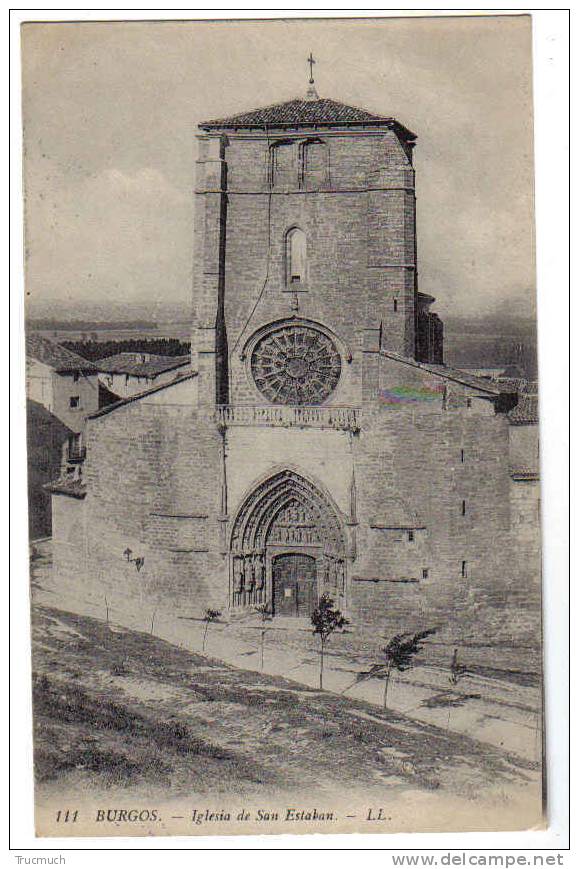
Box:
50;90;538;645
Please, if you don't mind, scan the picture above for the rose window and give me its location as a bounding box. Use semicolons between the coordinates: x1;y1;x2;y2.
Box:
250;324;341;405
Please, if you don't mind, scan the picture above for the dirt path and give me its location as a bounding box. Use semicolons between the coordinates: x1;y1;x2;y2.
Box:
32;605;539;813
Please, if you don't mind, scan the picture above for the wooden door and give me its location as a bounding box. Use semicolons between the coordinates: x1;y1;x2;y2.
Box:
272;554;317;617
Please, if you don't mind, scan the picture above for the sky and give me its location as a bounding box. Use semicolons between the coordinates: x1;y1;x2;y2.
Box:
21;15;536;320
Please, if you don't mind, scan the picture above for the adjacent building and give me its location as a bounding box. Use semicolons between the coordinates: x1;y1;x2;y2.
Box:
26;335;99;537
95;352;190;400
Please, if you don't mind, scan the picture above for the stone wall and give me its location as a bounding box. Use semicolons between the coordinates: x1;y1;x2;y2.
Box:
48;111;540;656
509;478;541;613
349;389;515;641
192;128;418;408
50;357;540;647
52;378;228;622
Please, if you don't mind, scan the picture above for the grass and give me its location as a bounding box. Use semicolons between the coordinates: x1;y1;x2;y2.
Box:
31;605;539;803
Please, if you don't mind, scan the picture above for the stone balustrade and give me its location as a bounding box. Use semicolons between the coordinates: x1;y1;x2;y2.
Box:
215;404;360;432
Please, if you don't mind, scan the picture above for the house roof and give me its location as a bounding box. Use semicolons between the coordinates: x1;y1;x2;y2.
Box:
199;97;416;138
26;334;97;373
44;478;87;499
27;399;74;438
95;353;190;377
495;377;529;393
508;394;539;425
88;371;197;420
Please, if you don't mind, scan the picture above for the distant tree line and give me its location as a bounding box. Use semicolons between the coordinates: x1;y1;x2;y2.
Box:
61;338;191;361
28;319;159;332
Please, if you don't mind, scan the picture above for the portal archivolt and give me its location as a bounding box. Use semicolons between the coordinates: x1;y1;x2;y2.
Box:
229;469;346;609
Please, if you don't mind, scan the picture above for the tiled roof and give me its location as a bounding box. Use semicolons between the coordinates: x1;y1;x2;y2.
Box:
200;97;416;136
95;353;190;377
508;394;539;425
26;334;97;373
27;398;74;437
44;478;87;499
495;377;529;393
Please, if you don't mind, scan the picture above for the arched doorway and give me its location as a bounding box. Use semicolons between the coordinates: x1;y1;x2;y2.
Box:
272;553;317;617
229;469;346;617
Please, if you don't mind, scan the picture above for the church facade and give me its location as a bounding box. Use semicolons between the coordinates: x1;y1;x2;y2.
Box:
50;88;526;637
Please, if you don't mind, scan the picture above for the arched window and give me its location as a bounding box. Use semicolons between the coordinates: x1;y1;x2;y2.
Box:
300;139;329;188
285;228;307;286
269;140;294;188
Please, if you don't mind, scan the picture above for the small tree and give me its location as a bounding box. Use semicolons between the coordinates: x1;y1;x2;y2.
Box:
311;594;348;689
353;628;437;710
202;608;221;652
447;646;468;731
254;604;272;671
449;647;468;685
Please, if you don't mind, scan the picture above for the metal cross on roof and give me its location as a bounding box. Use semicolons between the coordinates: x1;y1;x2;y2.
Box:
307;52;316;84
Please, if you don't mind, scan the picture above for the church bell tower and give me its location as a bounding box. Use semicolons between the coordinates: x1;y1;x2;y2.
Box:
192;64;424;412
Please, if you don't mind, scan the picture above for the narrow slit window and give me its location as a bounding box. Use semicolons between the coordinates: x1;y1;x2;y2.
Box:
422;568;429;579
461;560;468;578
393;299;398;313
286;228;307;287
461;499;466;516
460;448;465;463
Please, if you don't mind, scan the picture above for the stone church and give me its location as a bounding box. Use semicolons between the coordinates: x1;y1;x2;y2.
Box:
50;81;525;636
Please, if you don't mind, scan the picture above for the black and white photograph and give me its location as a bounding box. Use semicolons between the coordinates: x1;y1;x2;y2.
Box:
14;12;562;841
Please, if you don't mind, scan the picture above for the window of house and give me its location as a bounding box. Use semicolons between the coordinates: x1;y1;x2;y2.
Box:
69;396;80;409
460;448;465;463
461;560;468;578
466;398;472;409
422;568;429;579
68;432;82;459
393;299;398;313
73;371;80;382
461;499;466;516
408;530;415;542
286;227;307;286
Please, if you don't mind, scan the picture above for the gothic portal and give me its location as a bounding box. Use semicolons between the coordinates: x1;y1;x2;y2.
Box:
229;469;346;615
